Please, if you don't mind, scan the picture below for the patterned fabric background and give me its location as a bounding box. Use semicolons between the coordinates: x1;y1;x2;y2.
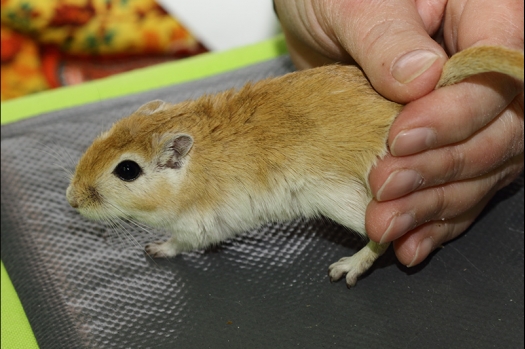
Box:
1;0;208;101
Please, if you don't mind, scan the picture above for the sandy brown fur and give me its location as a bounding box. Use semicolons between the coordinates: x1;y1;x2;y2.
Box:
438;45;524;87
82;65;401;216
67;45;524;287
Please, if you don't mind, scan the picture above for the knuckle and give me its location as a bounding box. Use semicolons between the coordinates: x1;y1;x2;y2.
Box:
415;186;448;226
508;105;524;155
361;18;394;46
440;145;466;184
357;17;420;65
443;220;461;243
432;218;465;245
495;154;524;190
431;186;448;219
492;105;524;166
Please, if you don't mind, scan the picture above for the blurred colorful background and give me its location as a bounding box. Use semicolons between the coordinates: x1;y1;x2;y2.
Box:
1;0;279;101
1;0;209;100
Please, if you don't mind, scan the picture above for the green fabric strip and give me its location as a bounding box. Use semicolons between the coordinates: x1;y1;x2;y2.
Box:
1;263;39;349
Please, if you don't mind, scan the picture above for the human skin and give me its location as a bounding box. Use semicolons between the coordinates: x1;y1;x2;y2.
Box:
274;0;524;266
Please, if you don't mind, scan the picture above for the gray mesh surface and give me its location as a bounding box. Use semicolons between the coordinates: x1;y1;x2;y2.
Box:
1;56;524;349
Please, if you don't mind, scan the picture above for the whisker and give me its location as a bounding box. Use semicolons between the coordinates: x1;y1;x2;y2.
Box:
118;219;159;264
37;141;76;181
104;203;159;264
106;217;125;245
112;218;139;247
107;202;160;240
124;217;159;240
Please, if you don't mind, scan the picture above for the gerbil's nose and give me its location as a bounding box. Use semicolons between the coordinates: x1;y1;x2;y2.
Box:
66;186;79;208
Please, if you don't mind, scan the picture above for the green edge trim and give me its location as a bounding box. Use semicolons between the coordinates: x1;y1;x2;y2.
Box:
1;34;287;125
0;35;288;349
1;262;39;349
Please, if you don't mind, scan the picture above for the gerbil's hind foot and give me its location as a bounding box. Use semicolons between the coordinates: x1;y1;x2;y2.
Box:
145;237;178;258
328;241;389;287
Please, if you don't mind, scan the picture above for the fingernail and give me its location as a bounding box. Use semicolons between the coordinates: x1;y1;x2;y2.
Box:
380;213;416;244
376;169;423;201
407;237;435;267
392;50;439;84
391;128;437;156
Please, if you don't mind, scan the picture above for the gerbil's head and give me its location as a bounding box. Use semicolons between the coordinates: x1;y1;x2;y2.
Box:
66;100;194;225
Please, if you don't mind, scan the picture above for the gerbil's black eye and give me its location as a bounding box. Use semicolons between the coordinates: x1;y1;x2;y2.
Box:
114;160;142;181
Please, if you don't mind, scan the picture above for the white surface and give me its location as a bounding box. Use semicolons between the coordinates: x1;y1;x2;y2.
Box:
158;0;281;51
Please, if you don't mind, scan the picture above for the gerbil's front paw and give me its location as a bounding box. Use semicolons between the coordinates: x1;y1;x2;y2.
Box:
145;239;178;258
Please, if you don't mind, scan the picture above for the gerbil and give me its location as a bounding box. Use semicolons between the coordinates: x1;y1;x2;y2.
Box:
67;45;524;287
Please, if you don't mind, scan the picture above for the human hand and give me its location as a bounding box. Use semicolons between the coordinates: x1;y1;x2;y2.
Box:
274;0;524;266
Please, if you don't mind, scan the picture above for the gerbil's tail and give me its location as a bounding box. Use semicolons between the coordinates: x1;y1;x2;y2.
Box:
436;45;524;88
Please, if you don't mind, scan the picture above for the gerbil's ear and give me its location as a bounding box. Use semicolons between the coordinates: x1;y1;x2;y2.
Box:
135;100;168;115
156;134;194;169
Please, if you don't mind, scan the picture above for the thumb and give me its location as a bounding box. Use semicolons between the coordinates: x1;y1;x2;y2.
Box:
327;1;448;103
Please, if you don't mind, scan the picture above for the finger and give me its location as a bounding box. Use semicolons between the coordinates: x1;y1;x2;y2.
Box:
369;99;524;201
325;0;448;102
444;0;524;54
388;76;523;157
392;194;492;266
274;0;355;69
279;25;345;70
386;0;524;156
275;0;448;103
365;154;524;244
414;0;448;35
